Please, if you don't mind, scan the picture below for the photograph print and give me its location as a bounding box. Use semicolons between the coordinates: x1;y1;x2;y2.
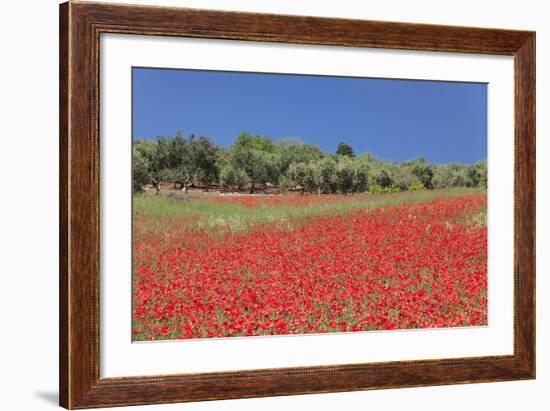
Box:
131;68;488;341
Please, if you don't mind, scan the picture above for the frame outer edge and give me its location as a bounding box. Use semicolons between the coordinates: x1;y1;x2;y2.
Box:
59;1;70;408
515;32;536;377
62;1;98;408
60;2;536;408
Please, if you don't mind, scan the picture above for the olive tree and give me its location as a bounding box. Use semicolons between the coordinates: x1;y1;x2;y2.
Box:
336;156;355;194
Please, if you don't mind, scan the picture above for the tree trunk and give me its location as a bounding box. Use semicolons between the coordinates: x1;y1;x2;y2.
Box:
250;181;255;194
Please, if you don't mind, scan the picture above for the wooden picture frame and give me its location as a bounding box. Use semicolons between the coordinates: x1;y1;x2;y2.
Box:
59;1;535;408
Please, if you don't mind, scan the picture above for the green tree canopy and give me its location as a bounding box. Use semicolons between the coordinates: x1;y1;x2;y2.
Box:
133;131;487;195
336;142;355;158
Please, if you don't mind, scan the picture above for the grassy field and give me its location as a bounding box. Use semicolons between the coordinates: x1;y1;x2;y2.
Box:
134;187;486;232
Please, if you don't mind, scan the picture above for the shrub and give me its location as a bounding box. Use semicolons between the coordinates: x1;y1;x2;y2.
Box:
368;184;400;195
409;183;425;192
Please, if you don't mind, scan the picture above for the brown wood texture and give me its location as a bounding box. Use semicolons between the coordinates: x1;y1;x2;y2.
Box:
59;1;536;408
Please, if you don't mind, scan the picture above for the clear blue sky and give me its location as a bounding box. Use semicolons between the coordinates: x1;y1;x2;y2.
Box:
133;67;487;164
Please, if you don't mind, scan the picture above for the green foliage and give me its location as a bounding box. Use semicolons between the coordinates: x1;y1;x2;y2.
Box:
392;164;421;191
370;166;394;189
432;164;454;189
432;163;483;189
275;138;324;175
368;184;400;195
231;147;275;193
133;131;487;195
132;144;150;193
469;160;487;188
219;162;249;190
409;182;425;192
404;157;434;189
234;132;275;153
284;162;307;192
352;159;370;193
193;135;220;187
316;157;338;194
336;142;355;157
133;139;156;165
143;132;220;192
336;155;355;194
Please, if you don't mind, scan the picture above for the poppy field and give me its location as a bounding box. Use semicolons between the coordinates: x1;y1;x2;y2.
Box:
132;188;487;341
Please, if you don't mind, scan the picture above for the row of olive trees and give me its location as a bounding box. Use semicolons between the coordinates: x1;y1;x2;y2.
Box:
133;131;487;194
134;132;219;193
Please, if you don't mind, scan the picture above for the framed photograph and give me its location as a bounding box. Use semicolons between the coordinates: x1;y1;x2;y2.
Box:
59;1;535;408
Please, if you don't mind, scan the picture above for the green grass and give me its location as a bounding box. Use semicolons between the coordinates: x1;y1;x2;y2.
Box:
134;187;485;232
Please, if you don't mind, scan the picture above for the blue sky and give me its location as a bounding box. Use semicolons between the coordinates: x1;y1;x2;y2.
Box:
132;67;487;164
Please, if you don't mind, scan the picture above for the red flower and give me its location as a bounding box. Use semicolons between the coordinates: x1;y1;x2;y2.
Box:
132;194;487;340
